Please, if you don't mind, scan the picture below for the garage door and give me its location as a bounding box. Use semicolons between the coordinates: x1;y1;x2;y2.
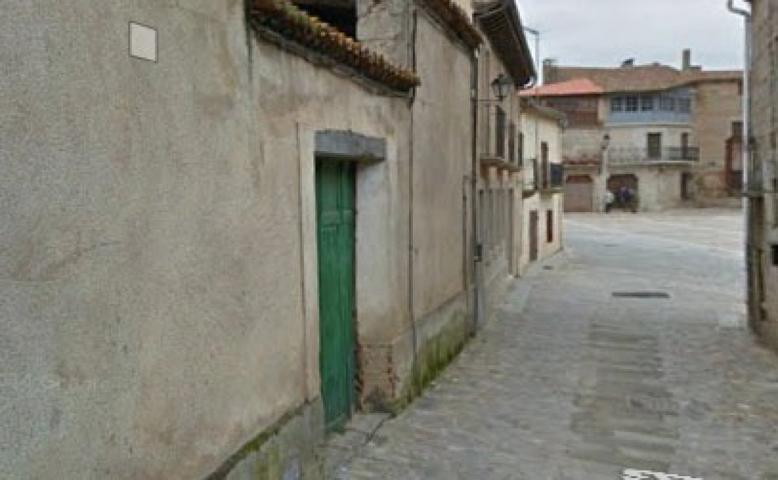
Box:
565;175;593;212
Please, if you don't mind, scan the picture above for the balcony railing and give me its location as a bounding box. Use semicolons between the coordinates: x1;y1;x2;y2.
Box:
607;146;699;165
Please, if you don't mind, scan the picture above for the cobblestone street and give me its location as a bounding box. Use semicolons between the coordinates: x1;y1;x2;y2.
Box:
330;209;778;480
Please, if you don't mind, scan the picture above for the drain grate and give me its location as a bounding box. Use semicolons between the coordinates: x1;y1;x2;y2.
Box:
612;291;671;299
622;469;702;480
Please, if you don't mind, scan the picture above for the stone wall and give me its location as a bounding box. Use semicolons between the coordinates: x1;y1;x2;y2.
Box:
608;164;686;212
693;80;742;199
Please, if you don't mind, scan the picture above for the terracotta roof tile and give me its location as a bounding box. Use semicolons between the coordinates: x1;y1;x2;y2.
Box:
546;64;741;94
420;0;483;49
248;0;420;92
519;78;603;97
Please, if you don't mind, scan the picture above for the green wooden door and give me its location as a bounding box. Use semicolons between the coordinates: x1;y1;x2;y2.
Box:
316;160;356;431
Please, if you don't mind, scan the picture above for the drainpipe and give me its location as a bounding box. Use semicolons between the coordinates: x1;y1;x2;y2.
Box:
726;0;754;322
470;48;482;334
727;0;752;195
407;5;421;393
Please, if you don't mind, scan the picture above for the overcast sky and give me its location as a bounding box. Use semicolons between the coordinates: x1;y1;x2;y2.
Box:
517;0;745;75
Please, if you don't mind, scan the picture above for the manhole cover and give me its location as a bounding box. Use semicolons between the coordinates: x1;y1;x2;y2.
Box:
612;291;671;299
627;395;678;414
622;470;702;480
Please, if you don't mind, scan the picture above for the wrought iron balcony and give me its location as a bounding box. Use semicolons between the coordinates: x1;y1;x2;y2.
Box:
606;146;699;165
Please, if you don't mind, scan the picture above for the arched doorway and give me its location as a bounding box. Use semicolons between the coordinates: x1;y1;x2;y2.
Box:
608;174;639;211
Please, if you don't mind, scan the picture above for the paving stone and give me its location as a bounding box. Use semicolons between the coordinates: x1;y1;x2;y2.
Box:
329;210;778;479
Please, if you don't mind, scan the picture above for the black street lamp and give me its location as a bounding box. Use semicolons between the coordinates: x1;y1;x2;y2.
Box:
490;74;513;102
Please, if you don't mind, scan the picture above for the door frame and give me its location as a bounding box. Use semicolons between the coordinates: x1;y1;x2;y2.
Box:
296;127;388;408
529;210;539;262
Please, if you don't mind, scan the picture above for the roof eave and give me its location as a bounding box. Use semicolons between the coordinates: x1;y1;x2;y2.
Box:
474;0;535;86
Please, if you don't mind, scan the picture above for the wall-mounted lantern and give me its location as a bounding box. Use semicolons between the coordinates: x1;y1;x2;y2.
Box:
490;74;513;102
600;133;611;151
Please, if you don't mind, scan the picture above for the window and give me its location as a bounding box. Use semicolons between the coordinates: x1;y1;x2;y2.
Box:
611;97;624;112
295;4;357;37
678;98;692;113
681;132;690;159
508;123;516;164
625;96;639;112
546;210;554;243
495;106;506;158
774;178;778;227
541;142;549;188
732;121;744;138
518;132;524;167
477;190;485;260
647;133;662;159
772;244;778;267
660;96;675;111
640;95;655;111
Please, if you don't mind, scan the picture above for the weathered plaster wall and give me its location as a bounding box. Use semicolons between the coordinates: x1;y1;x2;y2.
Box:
0;2;410;478
693;80;742;199
354;6;476;407
749;0;778;347
561;128;604;163
410;13;471;323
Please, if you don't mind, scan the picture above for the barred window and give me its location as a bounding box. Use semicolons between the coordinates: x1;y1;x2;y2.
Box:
678;98;692;113
640;95;654;111
611;97;624;112
625;96;639;112
660;96;675;111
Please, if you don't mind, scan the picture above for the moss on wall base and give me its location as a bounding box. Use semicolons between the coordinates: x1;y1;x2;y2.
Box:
206;401;324;480
391;308;469;413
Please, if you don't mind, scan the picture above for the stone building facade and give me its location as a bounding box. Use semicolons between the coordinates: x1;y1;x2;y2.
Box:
745;0;778;349
0;0;534;478
532;53;742;212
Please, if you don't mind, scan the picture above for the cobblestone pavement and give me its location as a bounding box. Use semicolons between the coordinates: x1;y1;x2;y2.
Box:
331;209;778;480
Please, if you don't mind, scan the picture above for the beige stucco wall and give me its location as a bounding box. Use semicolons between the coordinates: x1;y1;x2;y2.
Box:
519;110;563;272
520;109;562;172
0;2;412;478
519;192;563;274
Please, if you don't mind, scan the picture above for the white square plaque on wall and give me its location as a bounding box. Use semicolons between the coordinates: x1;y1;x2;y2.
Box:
129;22;157;62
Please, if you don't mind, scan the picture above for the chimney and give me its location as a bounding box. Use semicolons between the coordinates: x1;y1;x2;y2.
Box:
543;58;558;84
682;49;692;70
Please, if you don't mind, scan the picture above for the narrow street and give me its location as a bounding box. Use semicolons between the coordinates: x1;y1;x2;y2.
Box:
333;209;778;480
